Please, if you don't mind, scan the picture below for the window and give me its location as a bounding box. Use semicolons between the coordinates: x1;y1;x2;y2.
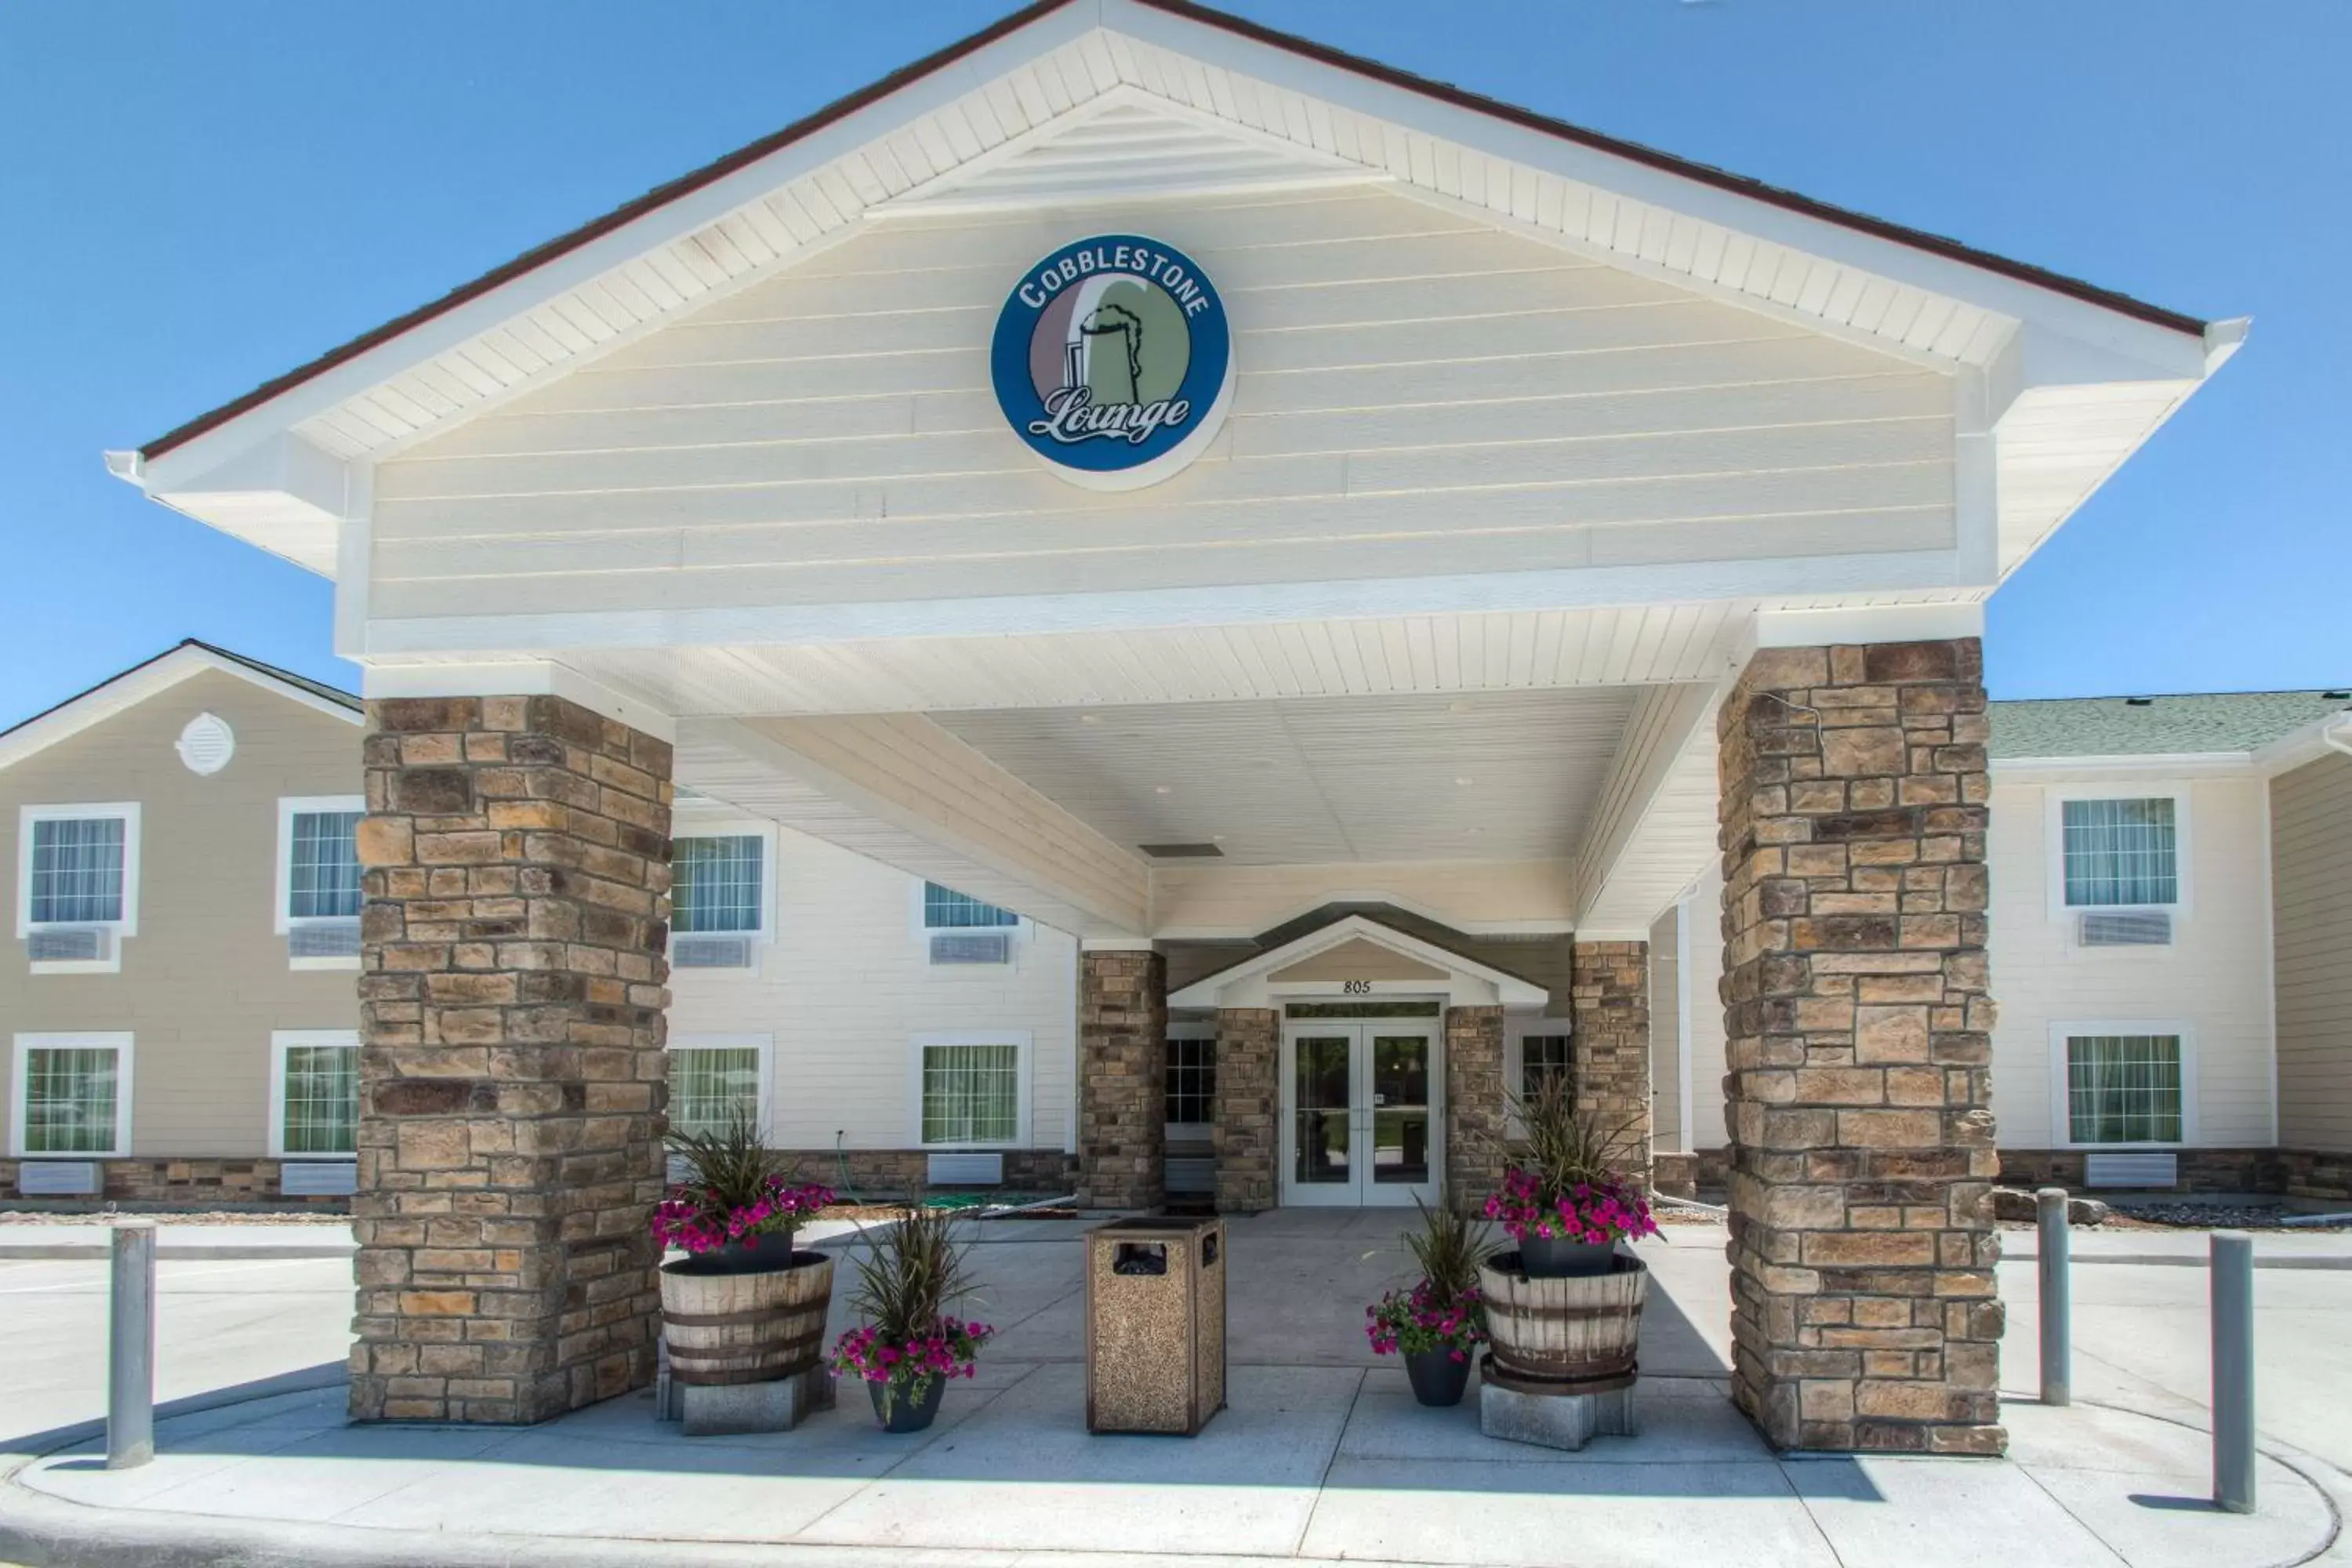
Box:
12;1033;132;1157
1167;1032;1216;1128
2065;1032;2185;1145
277;797;365;967
17;804;140;970
917;1035;1025;1147
920;883;1018;966
2061;797;2179;907
667;1037;770;1142
673;836;764;934
670;829;771;970
1521;1034;1573;1098
270;1031;359;1157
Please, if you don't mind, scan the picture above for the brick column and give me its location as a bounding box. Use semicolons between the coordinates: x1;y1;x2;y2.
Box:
1078;949;1166;1211
352;695;672;1425
1443;1005;1506;1212
1719;639;2002;1455
1570;941;1652;1178
1212;1007;1277;1214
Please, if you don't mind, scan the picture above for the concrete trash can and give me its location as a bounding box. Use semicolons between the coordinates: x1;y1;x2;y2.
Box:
1084;1215;1225;1435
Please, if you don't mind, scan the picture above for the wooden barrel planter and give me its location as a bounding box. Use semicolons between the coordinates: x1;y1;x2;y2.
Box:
1477;1249;1647;1390
659;1252;834;1388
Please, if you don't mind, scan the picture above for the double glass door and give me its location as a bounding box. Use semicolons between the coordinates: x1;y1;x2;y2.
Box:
1279;1021;1442;1207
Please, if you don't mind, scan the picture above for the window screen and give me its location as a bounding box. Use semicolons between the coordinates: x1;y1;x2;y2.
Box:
1167;1036;1216;1126
924;883;1018;929
673;837;763;934
2067;1034;2183;1144
668;1046;763;1141
289;811;363;920
2061;798;2178;907
28;817;125;925
281;1043;359;1154
922;1042;1020;1145
21;1045;121;1154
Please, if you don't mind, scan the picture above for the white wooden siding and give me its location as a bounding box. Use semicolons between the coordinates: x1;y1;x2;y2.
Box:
1987;773;2275;1149
370;186;1955;626
2271;755;2352;1153
1149;858;1574;938
669;825;1077;1154
1649;904;1682;1150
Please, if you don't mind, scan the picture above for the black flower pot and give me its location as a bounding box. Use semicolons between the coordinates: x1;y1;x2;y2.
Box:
673;1232;808;1276
1403;1348;1472;1407
869;1373;948;1432
1516;1234;1617;1279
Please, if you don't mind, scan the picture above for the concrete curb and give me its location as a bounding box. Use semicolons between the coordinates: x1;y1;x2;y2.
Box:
0;1243;355;1262
2002;1250;2352;1271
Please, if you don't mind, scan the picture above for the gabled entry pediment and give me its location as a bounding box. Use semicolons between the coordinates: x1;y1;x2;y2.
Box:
1167;913;1548;1009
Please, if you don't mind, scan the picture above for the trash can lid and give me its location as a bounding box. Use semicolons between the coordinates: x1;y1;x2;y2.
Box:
1086;1215;1221;1237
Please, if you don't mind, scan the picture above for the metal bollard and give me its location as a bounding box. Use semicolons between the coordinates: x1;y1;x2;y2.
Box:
107;1221;157;1469
2212;1230;2256;1514
2036;1188;2071;1407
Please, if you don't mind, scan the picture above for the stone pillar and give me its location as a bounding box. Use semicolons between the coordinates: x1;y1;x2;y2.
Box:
1443;1005;1506;1212
1077;949;1166;1211
1718;639;2002;1455
352;695;672;1425
1569;941;1652;1178
1212;1008;1278;1214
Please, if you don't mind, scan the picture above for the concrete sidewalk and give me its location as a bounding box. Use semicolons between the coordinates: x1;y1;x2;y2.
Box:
1;1213;2343;1568
0;1223;357;1261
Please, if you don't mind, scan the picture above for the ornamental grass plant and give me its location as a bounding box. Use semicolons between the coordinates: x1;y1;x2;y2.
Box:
652;1109;833;1256
1484;1074;1659;1247
1364;1193;1490;1363
834;1200;995;1420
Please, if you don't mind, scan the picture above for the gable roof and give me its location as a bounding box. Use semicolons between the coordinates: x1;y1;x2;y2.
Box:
1167;911;1549;1007
1989;689;2352;761
0;640;361;773
133;0;2211;470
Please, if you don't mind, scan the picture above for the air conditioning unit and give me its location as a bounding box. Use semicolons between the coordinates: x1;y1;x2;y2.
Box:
2078;909;2172;947
927;1151;1004;1186
17;1161;100;1196
27;925;114;963
289;919;361;960
280;1160;358;1196
672;935;753;969
929;930;1012;966
2084;1151;2179;1189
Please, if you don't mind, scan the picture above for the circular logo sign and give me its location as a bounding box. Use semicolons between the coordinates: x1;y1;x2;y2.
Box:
990;234;1235;491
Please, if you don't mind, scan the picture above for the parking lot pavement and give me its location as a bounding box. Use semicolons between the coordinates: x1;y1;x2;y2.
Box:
0;1255;354;1445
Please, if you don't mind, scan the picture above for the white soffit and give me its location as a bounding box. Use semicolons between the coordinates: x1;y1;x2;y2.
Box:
928;684;1638;866
125;0;2229;591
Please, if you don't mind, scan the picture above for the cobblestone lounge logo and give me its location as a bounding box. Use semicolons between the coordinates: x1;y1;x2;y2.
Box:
991;234;1235;491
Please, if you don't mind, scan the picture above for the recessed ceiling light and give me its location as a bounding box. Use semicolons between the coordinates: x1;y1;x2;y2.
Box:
1079;713;1102;724
1454;775;1475;786
1448;700;1472;714
1465;826;1483;835
1154;785;1172;794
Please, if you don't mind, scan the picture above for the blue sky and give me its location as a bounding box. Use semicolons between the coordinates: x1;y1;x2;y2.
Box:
2;1;2343;728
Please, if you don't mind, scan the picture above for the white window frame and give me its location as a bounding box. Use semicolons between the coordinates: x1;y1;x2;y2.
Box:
1504;1016;1576;1111
276;796;367;971
908;880;1026;968
666;1033;775;1139
2043;785;2194;932
1165;1021;1217;1142
16;803;141;974
267;1029;361;1160
2047;1020;2197;1150
10;1032;134;1158
668;818;779;976
909;1029;1032;1150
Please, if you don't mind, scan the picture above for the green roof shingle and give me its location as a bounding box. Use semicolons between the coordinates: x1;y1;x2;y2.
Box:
1988;689;2352;760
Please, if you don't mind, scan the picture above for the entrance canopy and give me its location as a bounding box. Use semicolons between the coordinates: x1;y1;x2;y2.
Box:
111;0;2241;943
1169;913;1549;1009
